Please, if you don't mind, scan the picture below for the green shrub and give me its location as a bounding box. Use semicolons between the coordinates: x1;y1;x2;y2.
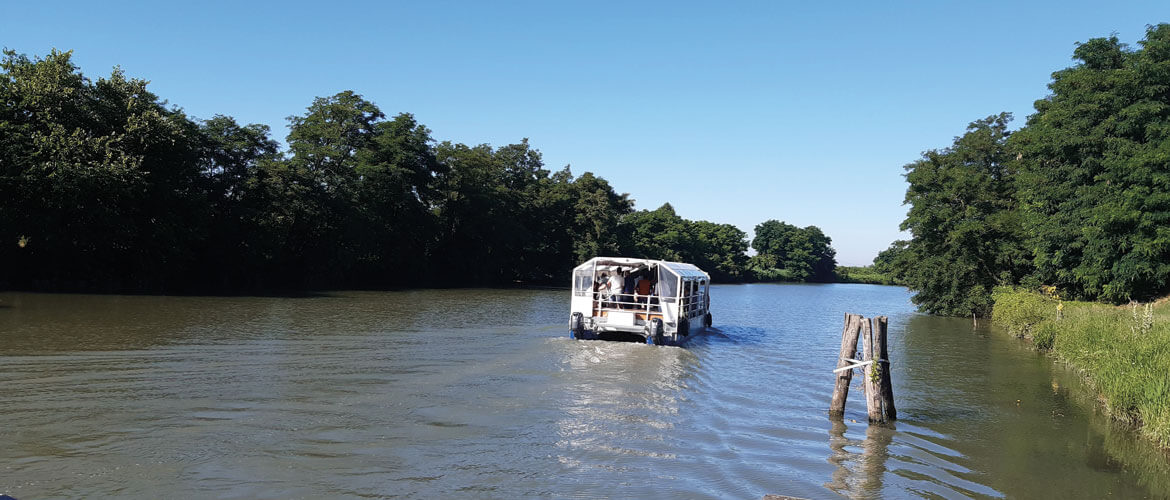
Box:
990;287;1055;338
835;265;897;285
1031;321;1058;350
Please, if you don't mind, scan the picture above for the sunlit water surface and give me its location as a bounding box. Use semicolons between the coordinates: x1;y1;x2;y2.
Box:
1;285;1168;499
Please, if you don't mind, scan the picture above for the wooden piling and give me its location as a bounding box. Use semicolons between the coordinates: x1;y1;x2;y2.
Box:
861;317;884;422
875;316;896;420
829;313;862;417
831;313;896;423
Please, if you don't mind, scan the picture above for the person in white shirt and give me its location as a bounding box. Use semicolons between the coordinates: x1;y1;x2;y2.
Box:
608;268;625;308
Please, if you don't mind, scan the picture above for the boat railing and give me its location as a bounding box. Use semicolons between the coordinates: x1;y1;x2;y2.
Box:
592;290;659;313
679;292;705;317
591;289;705;318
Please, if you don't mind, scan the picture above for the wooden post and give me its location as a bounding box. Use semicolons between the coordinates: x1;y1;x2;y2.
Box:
875;316;896;420
830;314;862;417
861;317;884;422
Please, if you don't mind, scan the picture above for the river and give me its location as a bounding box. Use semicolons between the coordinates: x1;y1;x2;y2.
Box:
1;285;1168;499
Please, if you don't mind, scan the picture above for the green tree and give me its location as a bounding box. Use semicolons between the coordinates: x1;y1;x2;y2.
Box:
1;48;759;292
872;239;910;285
750;220;837;282
0;49;208;290
691;220;750;282
282;94;454;287
352;113;443;285
899;113;1030;316
197;115;283;288
287;90;383;196
517;167;635;281
432;140;556;284
1013;25;1170;303
616;204;749;282
618;203;693;262
569;172;632;263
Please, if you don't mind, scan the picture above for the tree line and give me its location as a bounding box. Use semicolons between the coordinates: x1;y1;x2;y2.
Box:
878;24;1170;316
0;49;839;292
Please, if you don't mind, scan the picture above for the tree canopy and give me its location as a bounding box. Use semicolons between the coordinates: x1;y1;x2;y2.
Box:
889;23;1170;315
618;203;751;282
1;49;820;292
897;114;1030;316
1013;25;1170;303
750;220;837;282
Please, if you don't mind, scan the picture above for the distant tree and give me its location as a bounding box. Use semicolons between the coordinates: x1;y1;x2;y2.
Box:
899;113;1030;316
281;91;388;284
618;203;692;263
570;171;633;263
197;115;283;288
287;91;383;195
691;220;750;282
872;240;910;285
1013;24;1170;303
200;115;281;204
616;204;748;282
351;112;443;285
750;220;837;282
493;139;558;282
432;139;591;284
432;141;507;284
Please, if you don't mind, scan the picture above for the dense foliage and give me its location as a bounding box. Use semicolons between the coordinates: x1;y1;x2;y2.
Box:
617;203;751;282
0;50;209;290
0;50;828;291
1013;26;1170;303
872;240;910;285
750;220;837;282
889;24;1170;315
835;265;901;285
897;114;1031;316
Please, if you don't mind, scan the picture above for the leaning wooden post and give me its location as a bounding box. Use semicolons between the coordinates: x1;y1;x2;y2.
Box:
830;314;862;417
856;318;879;421
875;316;896;420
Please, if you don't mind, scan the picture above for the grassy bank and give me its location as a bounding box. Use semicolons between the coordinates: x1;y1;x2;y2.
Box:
991;288;1170;449
835;266;901;285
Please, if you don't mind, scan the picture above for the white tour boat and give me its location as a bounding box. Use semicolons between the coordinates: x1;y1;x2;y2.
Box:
568;257;712;346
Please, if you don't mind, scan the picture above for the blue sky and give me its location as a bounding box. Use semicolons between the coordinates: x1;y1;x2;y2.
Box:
4;1;1167;265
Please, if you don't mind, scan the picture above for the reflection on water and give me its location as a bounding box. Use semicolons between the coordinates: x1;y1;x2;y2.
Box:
1;286;1168;499
826;420;897;498
557;342;694;478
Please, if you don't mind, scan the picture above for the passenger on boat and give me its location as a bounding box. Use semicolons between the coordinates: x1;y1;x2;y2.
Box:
608;269;624;309
635;270;652;306
622;270;636;309
596;272;611;308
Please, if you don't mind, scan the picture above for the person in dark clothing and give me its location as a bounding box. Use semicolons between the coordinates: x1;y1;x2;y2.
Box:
596;273;609;308
622;270;636;309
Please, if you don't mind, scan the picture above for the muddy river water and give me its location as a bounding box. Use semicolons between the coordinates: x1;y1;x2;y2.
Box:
1;284;1168;498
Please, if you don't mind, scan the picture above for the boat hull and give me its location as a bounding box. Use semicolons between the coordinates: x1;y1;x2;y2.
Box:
570;317;707;347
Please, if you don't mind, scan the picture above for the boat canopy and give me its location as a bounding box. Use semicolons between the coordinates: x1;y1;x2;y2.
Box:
573;257;708;277
572;257;710;300
574;257;646;272
658;261;708;280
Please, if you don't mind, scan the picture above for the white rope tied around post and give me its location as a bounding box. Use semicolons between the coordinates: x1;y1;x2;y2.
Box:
832;357;889;374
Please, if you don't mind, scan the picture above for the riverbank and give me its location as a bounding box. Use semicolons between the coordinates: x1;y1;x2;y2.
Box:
991;288;1170;449
834;266;901;286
